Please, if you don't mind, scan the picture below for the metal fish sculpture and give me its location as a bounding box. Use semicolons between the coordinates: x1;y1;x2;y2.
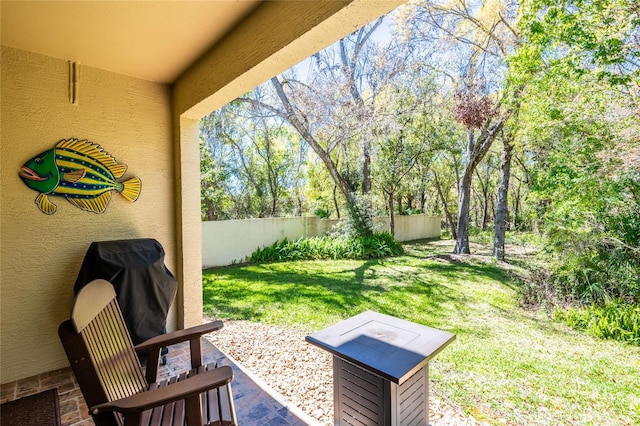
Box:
19;138;141;214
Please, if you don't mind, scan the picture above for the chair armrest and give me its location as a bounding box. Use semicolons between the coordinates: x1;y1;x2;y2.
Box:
136;320;224;384
134;320;223;352
90;365;233;414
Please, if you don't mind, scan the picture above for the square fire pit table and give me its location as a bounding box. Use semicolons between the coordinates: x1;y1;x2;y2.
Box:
306;310;455;426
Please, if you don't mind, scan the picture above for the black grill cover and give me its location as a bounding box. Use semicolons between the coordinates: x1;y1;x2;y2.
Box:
74;238;178;346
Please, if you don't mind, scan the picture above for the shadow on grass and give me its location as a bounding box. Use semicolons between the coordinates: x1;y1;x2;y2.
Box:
203;260;392;322
202;249;516;333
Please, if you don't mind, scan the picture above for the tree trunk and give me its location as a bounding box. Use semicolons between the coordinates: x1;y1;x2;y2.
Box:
333;186;341;219
295;194;303;216
454;171;473;254
493;139;514;260
433;171;457;240
388;191;395;236
512;184;520;229
362;137;371;193
481;187;490;230
338;24;381;195
419;171;428;212
270;192;277;217
474;169;488;230
482;196;490;229
454;118;506;254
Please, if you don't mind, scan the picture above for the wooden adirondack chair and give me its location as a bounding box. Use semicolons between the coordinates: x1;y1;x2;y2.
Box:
58;279;237;426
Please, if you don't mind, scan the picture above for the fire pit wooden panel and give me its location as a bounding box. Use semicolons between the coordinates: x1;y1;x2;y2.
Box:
306;310;455;426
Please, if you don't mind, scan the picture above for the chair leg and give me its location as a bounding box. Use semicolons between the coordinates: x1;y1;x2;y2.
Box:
226;383;238;426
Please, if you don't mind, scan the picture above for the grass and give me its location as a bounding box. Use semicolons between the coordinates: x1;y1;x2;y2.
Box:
202;239;640;425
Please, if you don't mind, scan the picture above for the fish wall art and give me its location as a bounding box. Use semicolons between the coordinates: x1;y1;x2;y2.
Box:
18;138;141;214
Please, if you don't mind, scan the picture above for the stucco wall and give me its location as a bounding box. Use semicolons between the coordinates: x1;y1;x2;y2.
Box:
0;47;175;383
202;217;325;267
202;215;442;268
385;215;442;242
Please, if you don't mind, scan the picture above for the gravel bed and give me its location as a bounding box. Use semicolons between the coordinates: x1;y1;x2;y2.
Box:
204;319;483;426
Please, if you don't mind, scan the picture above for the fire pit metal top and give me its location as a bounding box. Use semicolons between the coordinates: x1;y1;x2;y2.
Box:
306;310;456;384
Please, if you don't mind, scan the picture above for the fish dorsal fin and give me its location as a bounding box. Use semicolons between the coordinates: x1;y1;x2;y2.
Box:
109;164;127;179
35;193;57;215
63;169;86;183
56;139;127;179
66;191;112;214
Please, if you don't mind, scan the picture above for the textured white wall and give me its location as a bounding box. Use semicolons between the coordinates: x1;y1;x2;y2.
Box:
0;47;174;383
202;215;442;268
383;215;442;243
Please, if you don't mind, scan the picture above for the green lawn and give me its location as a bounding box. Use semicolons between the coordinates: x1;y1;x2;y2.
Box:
202;239;640;425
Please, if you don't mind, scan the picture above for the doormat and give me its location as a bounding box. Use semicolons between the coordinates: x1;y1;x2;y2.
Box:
0;388;61;426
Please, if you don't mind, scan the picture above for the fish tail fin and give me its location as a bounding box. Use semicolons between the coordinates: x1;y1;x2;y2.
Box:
119;176;141;202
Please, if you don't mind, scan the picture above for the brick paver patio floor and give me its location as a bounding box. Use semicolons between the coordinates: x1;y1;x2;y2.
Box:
1;339;315;426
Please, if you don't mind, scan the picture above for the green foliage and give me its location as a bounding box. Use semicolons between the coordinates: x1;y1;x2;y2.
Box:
440;228;452;240
342;193;376;237
511;0;639;308
518;265;561;311
537;171;640;305
313;207;331;219
200;104;304;219
514;3;640;303
468;226;493;244
200;138;233;220
247;232;403;263
513;0;640;87
555;302;640;345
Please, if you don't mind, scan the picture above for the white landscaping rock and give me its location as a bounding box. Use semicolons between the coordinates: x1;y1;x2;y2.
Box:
204;319;482;426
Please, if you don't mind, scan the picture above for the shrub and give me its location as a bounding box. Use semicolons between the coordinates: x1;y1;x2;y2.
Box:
340;193;375;237
555;302;640;345
313;207;331;219
247;232;404;263
544;229;640;305
536;171;640;306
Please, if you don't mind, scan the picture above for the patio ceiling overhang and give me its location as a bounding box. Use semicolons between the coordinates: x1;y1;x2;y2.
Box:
0;0;263;84
174;0;408;119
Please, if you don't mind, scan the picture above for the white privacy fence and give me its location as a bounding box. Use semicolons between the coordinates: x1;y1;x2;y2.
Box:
202;214;441;268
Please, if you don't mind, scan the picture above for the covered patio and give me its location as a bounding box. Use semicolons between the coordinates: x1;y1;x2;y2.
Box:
1;1;405;424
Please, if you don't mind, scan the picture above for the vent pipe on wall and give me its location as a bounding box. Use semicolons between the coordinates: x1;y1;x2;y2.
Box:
68;61;79;105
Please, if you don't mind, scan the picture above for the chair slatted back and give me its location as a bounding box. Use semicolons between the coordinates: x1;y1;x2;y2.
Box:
71;280;147;402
